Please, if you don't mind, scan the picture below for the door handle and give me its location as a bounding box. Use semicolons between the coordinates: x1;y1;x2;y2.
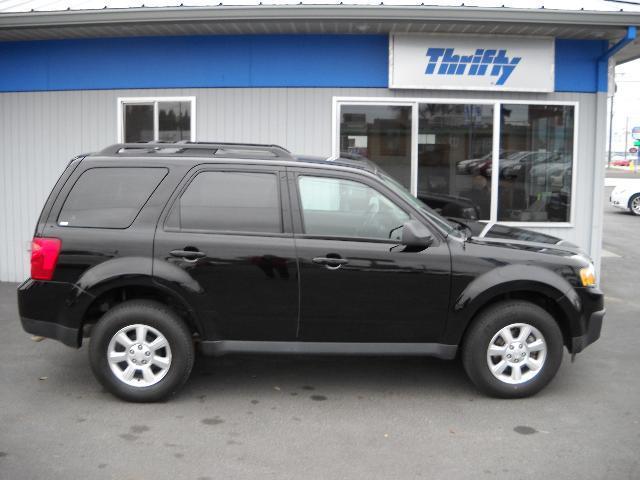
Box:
312;257;349;270
170;249;206;261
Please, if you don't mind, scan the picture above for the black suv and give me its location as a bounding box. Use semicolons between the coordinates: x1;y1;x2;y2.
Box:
18;142;604;402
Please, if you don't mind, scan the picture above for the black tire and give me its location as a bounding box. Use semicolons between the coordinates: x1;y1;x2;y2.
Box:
462;300;564;399
89;300;194;402
629;193;640;216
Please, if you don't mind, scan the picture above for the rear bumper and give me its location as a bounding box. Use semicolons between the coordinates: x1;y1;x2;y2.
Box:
17;279;90;348
570;309;605;354
609;191;629;210
20;316;79;347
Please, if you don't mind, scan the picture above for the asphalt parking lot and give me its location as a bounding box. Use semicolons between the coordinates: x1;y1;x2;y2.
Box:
1;186;639;480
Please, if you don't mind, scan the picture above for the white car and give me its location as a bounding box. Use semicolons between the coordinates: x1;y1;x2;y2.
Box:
610;180;640;216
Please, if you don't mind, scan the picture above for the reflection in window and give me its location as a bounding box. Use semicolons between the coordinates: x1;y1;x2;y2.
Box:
298;176;409;240
498;105;574;222
339;105;412;188
417;104;494;220
158;102;191;142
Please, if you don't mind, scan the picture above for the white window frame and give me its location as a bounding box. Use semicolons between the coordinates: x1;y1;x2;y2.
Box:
332;96;579;228
117;96;196;143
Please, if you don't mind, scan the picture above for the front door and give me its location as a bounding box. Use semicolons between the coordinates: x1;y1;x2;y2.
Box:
289;169;451;343
153;165;298;341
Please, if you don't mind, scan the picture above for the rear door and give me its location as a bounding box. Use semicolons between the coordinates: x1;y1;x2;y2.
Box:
153;164;299;341
288;168;451;343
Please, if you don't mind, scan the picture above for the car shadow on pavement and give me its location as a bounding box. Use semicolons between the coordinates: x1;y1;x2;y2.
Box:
177;352;477;402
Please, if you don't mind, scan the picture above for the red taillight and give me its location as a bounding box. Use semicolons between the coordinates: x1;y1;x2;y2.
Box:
31;237;61;281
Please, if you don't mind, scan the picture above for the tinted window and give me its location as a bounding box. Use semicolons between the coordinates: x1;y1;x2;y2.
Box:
298;176;410;240
167;171;281;233
59;168;167;228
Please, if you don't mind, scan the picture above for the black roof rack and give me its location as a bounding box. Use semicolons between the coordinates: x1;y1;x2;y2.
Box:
98;142;294;160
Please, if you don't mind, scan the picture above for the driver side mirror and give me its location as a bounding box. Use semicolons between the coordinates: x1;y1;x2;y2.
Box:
401;220;434;250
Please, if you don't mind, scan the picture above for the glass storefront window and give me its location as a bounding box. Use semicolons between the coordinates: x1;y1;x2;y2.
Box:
498;104;574;222
339;105;412;189
336;101;575;225
418;104;494;220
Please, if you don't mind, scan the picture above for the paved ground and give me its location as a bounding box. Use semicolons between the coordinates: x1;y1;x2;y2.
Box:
1;188;639;480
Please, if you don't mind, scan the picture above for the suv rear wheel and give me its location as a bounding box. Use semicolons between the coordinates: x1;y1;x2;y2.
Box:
89;300;194;402
462;300;564;398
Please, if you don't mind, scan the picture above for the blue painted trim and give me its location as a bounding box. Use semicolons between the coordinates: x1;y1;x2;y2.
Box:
0;35;389;92
555;39;609;93
596;26;637;92
0;34;614;93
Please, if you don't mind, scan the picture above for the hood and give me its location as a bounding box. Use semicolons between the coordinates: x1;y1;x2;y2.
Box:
447;217;587;257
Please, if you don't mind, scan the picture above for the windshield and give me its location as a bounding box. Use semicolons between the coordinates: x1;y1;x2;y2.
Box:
377;172;464;239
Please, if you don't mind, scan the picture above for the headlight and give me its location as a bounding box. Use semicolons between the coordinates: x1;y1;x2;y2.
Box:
579;263;596;287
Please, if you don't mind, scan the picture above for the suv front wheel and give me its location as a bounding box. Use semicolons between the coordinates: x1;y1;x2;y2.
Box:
89;300;194;402
462;300;564;398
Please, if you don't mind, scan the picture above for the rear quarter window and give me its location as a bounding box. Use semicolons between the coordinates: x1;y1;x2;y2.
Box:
58;167;167;228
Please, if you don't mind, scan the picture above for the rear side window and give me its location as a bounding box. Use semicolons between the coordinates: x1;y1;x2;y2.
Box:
58;167;167;228
166;171;281;233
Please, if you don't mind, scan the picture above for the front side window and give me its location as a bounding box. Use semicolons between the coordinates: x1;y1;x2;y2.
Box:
166;171;281;233
121;98;194;143
298;176;410;240
498;104;574;222
59;167;167;228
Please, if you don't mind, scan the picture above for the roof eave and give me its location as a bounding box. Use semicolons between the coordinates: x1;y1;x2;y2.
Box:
1;5;640;29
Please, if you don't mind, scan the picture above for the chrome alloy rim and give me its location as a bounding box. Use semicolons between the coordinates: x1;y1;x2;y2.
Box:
631;196;640;215
486;323;547;385
107;324;172;387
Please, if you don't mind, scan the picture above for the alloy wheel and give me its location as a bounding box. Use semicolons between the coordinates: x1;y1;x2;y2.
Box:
106;324;172;387
486;323;547;385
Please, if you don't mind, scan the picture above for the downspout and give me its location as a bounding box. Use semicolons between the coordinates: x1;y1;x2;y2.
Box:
590;26;637;280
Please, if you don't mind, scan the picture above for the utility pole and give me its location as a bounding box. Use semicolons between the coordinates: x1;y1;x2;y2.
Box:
624;116;629;160
608;93;614;167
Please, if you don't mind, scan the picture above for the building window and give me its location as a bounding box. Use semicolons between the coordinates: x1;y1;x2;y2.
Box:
339;104;412;189
335;99;576;226
497;104;574;223
118;97;195;143
418;104;494;220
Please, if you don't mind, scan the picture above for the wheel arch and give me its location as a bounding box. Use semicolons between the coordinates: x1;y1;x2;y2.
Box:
446;265;581;350
77;278;204;345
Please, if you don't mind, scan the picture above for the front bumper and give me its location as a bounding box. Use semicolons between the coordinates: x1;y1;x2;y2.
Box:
570;308;605;354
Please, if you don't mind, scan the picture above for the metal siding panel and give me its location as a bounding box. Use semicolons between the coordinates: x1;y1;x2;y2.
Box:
0;88;599;281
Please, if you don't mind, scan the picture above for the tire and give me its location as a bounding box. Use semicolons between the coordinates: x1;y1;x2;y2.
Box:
462;300;564;399
629;193;640;216
89;300;194;402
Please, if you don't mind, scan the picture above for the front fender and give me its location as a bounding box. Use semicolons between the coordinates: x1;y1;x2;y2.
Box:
444;264;582;345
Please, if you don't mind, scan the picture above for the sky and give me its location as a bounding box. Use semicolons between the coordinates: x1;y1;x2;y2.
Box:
612;59;640;155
